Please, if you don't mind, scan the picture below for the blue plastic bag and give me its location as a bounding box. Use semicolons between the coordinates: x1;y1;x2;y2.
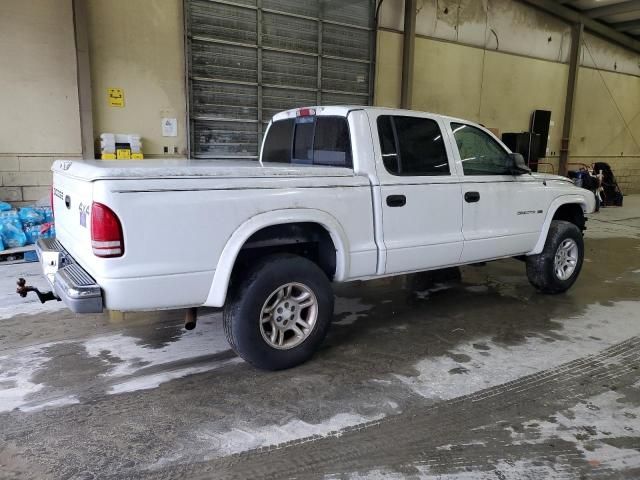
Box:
18;207;45;226
0;222;27;248
0;210;22;229
0;236;4;252
37;206;54;223
0;210;26;249
0;202;11;212
24;224;43;245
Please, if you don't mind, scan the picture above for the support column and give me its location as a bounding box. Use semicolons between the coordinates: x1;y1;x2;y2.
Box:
257;0;264;151
559;23;583;176
72;0;94;158
400;0;416;109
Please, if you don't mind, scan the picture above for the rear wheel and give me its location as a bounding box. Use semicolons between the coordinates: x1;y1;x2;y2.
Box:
526;220;584;294
223;254;334;370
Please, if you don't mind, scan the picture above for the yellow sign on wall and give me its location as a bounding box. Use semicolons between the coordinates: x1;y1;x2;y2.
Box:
107;88;125;107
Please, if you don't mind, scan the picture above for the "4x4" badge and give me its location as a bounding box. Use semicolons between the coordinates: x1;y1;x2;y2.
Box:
79;203;90;227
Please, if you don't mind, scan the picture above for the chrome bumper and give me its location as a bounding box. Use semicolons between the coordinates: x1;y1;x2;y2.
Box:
36;237;103;314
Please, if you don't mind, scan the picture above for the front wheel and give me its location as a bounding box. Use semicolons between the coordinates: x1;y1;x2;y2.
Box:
223;254;334;370
526;220;584;294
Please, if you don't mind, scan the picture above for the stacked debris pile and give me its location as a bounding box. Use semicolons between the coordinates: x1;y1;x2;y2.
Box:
0;202;54;251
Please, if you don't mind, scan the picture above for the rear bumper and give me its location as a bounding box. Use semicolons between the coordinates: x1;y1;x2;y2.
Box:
36;237;103;313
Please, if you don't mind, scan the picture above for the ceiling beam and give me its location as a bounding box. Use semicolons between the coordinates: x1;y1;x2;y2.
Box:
585;1;640;19
519;0;640;53
611;18;640;31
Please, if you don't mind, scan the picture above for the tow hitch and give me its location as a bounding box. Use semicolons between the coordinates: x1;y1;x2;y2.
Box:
16;278;60;304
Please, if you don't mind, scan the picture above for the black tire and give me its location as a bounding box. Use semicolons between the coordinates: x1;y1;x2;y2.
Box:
526;220;584;294
223;254;334;370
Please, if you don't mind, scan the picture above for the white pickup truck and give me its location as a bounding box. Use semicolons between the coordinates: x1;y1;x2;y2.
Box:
28;106;595;370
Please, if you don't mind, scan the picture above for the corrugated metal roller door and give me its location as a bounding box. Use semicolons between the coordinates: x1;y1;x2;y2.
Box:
186;0;375;159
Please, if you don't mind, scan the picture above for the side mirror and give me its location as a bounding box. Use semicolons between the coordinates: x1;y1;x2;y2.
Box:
508;153;531;175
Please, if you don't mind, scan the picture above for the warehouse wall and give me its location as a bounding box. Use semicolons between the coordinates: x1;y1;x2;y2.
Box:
0;0;82;205
570;69;640;194
379;0;640;76
375;31;568;155
86;0;188;157
376;0;640;193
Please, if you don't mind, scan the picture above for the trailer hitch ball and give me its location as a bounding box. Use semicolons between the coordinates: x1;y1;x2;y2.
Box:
16;278;59;304
16;278;29;298
184;307;198;330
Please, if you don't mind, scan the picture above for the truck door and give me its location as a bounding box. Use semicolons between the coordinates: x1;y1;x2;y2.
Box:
372;113;463;274
448;122;547;262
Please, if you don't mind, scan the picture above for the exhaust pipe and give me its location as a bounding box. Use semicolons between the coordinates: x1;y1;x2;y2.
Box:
184;307;198;330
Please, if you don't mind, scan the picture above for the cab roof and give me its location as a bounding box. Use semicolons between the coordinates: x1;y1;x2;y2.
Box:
271;105;476;128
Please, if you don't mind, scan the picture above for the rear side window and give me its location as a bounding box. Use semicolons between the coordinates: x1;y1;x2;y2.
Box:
313;117;351;166
262;119;294;163
377;115;449;176
262;116;352;167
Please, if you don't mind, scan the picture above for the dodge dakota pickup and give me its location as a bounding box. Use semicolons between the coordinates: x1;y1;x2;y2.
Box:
26;106;596;370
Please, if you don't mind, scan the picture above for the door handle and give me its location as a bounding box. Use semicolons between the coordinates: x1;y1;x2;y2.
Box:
386;194;406;207
464;191;480;203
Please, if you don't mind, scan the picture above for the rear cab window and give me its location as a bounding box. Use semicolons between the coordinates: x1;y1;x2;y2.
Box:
262;115;352;168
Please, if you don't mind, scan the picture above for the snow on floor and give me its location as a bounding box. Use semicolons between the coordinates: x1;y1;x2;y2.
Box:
0;343;56;412
19;395;80;413
84;313;230;378
413;459;577;480
84;312;234;394
341;457;581;479
394;301;640;401
413;283;455;300
108;360;240;395
197;412;387;458
0;312;235;411
164;301;640;465
508;388;640;471
0;294;381;412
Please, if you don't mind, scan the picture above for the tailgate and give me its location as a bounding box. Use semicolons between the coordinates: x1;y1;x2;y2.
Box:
52;170;95;266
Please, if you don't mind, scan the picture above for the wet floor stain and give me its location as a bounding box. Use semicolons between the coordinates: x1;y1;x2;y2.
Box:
448;366;469;375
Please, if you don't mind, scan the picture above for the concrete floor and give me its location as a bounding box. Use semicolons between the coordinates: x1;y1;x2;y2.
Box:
1;197;640;480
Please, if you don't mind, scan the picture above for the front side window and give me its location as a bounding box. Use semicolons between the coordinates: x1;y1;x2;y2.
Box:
377;115;449;176
261;116;352;167
451;123;511;175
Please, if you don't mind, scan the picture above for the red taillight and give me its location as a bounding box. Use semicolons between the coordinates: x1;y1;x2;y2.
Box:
296;107;316;117
91;202;124;257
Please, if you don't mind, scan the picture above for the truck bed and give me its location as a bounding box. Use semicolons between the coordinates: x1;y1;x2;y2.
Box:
49;158;378;311
53;159;356;181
